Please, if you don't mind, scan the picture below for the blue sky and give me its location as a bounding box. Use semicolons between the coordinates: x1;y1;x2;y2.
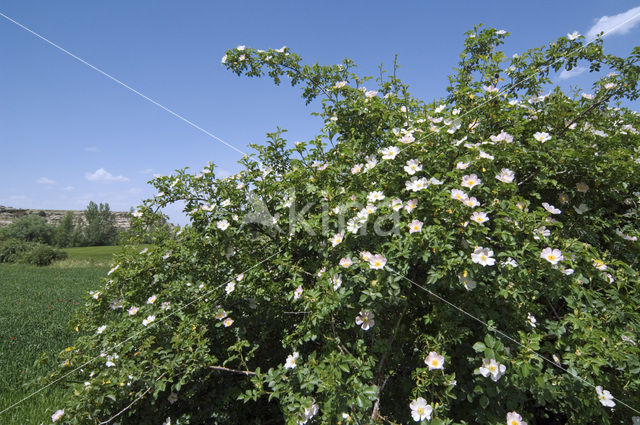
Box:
1;1;639;225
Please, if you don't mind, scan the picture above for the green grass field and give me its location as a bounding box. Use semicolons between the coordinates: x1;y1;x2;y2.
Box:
57;245;123;267
0;246;118;424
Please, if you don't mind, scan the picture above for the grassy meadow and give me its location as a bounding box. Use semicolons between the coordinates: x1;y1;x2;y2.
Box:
59;245;123;266
0;247;117;424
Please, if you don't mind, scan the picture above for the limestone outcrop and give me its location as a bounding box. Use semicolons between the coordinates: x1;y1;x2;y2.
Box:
0;206;132;229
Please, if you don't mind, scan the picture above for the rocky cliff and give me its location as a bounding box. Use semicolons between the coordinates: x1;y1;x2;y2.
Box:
0;206;132;229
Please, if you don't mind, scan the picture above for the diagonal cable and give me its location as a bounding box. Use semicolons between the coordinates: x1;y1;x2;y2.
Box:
390;11;640;156
2;6;640;420
0;11;247;156
387;267;640;415
0;247;283;416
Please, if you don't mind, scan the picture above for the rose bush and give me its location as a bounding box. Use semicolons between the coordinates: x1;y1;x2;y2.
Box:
42;26;640;424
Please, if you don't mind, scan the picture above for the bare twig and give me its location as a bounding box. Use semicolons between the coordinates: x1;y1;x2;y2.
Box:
375;309;405;383
98;372;166;425
371;375;391;421
209;365;256;376
371;308;405;421
545;296;561;320
560;92;615;134
278;62;334;102
339;343;354;357
517;173;536;187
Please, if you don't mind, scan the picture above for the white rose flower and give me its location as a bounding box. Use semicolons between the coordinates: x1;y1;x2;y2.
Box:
355;310;375;330
533;131;551;142
506;411;528;425
540;248;563;265
285;352;299;369
409;397;433;421
471;247;496;266
595;386;615;407
52;409;65;422
496;168;515;183
461;174;481;189
479;358;506;381
424;351;445;370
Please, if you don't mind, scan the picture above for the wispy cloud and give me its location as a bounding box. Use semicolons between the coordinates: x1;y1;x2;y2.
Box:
7;195;28;202
63;186;75;191
84;146;100;153
85;168;130;183
558;66;587;80
216;168;232;178
139;168;153;175
36;177;56;185
586;6;640;40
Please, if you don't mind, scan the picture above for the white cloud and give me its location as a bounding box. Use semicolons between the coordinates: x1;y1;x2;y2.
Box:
63;186;75;191
85;168;130;183
36;177;56;185
84;146;100;153
586;6;640;40
558;66;587;80
139;168;153;174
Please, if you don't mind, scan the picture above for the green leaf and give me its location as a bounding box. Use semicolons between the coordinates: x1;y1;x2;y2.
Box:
479;395;490;409
472;342;486;352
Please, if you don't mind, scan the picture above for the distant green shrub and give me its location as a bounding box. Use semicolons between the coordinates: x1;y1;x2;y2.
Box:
0;239;34;263
0;239;67;266
0;215;55;245
19;244;67;266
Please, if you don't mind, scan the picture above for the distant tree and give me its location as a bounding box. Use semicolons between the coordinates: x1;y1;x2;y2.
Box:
121;206;174;243
71;224;85;247
0;215;55;245
54;211;75;247
82;201;119;246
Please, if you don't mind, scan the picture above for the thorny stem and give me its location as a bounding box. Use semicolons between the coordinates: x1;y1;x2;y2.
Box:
371;307;405;421
98;372;166;424
209;365;256;376
371;375;391;422
376;308;405;383
560;92;615;134
546;296;562;320
277;62;335;103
